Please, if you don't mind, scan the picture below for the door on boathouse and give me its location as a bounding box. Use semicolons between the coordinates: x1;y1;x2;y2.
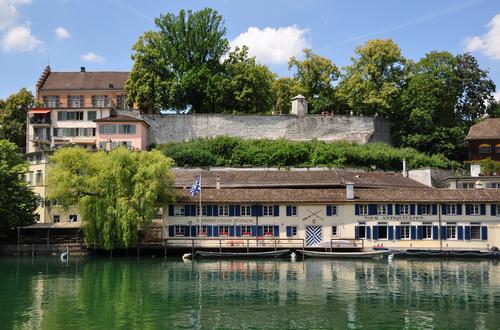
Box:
306;225;322;246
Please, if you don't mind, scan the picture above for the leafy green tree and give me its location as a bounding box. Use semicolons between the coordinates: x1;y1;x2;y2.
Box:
126;8;229;113
487;100;500;118
47;147;176;250
337;39;407;118
0;139;38;230
272;77;305;114
0;88;36;150
288;49;340;114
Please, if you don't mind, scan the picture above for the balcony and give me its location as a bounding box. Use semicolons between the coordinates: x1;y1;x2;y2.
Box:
30;117;52;125
31;135;51;143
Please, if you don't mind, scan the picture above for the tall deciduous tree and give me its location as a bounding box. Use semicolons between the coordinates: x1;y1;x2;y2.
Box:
272;77;305;114
126;8;229;113
47;147;176;250
0;88;36;150
288;49;340;114
0;139;38;231
337;39;407;118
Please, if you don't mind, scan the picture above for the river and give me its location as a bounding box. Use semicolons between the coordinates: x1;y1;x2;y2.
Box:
0;257;499;329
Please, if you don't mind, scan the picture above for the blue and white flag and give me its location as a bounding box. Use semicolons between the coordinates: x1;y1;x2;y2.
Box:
189;176;201;197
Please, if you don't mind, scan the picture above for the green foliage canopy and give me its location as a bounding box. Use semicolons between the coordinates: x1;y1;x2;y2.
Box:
47;147;176;250
0;88;36;150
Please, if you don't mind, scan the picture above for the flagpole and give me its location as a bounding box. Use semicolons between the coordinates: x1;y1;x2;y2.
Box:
198;172;202;236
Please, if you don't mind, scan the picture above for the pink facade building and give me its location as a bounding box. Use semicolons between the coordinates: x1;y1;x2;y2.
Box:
95;114;149;150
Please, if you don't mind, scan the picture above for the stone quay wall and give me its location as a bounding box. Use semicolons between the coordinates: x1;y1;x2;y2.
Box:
117;111;392;146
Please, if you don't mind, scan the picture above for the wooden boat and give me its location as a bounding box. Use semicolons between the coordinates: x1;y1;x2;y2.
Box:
195;249;291;258
297;250;386;259
394;250;500;259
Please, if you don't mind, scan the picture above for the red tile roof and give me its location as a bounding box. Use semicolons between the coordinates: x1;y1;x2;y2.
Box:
466;118;500;140
39;71;129;91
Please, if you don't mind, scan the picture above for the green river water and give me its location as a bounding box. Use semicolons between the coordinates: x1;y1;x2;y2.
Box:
0;256;499;329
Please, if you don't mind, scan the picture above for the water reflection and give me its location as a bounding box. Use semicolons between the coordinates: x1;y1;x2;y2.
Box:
0;257;499;329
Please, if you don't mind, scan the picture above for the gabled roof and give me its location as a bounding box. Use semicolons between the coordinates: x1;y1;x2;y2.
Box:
94;114;149;127
466;118;500;140
39;71;129;91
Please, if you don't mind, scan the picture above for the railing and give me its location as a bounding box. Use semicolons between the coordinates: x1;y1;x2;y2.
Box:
330;238;365;251
31;135;51;142
30;117;51;124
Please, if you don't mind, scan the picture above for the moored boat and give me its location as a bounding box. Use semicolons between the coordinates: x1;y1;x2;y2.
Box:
297;250;386;259
195;249;291;258
393;249;500;258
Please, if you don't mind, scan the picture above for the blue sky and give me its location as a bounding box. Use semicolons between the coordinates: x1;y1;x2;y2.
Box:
0;0;499;99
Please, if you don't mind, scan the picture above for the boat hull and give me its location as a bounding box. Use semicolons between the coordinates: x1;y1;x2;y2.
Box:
195;249;291;258
297;250;386;259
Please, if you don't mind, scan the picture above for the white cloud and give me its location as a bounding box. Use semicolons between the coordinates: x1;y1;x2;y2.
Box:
81;51;105;63
55;26;70;40
1;25;42;51
465;14;500;60
494;90;500;102
230;25;309;65
0;0;19;31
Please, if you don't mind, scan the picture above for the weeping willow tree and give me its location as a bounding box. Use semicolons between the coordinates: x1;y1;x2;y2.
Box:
47;147;176;250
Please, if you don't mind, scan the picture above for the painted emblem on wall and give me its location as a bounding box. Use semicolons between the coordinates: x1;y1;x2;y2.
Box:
302;209;326;223
306;225;323;246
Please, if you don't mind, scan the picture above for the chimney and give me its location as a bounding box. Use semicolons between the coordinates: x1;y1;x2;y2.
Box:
346;182;354;200
216;174;221;189
291;94;308;116
402;158;407;177
80;66;86;72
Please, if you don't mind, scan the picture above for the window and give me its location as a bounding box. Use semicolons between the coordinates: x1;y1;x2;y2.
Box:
35;154;42;164
117;95;129;109
241;205;251;216
174;205;185;216
378;223;388;239
241;225;252;236
470;224;481;240
263;205;274;216
118;124;136;134
332;226;338;237
57;111;84;121
358;223;366;239
87;111;97;121
290;206;297;216
263;225;274;236
51;199;59;206
53;215;60;223
99;124;116;135
495;205;500;216
359;204;368;215
199;225;208;236
470;204;480;215
446;204;457;215
92;95;108;107
490;183;500;189
400;224;410;239
68;96;83;108
478;144;491;154
446;224;456;239
174;225;185;236
377;204;387;215
44;96;59;108
460;182;474;189
26;171;33;184
196;205;208;216
35;170;43;186
69;214;78;222
400;204;410;215
219;205;229;216
219;226;230;236
421;204;430;215
423;223;433;239
330;205;337;215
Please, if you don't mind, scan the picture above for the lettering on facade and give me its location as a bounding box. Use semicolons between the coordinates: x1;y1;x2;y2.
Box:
187;218;255;224
359;215;425;221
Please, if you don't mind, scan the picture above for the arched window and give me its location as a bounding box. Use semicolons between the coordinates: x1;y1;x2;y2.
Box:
478;144;491;154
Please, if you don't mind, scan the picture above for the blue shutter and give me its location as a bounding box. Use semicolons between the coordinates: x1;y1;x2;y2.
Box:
286;226;292;237
168;205;174;217
411;226;416;240
355;204;360;215
441;204;447;215
465;204;471;215
395;226;401;240
213;226;219;237
191;205;197;216
387;204;393;215
417;204;422;215
410;205;415;215
251;205;257;216
491;205;497;216
432;204;437;215
368;204;377;215
229;205;235;217
184;225;190;237
286;206;292;216
388;226;394;240
480;204;486;215
168;225;175;237
191;226;197;237
251;226;257;237
257;205;263;217
257;226;264;237
212;205;219;217
355;226;359;239
441;226;447;240
373;226;378;240
417;226;423;240
229;226;235;237
207;205;213;216
395;204;401;215
432;226;438;240
457;226;463;240
274;205;279;217
456;204;462;215
465;226;471;240
235;205;241;217
326;205;332;216
366;226;371;239
274;225;280;237
481;226;488;240
184;205;190;216
236;226;242;237
207;226;213;237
